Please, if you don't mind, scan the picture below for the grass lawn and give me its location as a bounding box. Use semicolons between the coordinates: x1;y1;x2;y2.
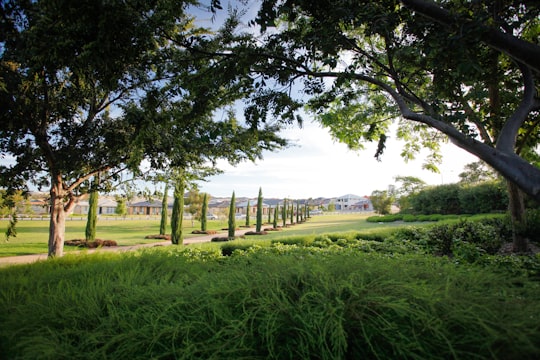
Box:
0;213;406;257
0;216;232;257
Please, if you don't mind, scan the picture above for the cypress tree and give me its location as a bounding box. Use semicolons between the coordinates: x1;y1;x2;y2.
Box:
256;187;263;232
228;191;236;239
159;184;168;235
290;199;294;224
282;199;287;227
296;200;300;223
273;206;278;229
201;193;208;231
85;177;99;241
245;199;250;226
171;178;185;245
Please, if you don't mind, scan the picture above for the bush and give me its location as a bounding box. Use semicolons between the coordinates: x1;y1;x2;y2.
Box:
1;248;539;359
221;243;254;256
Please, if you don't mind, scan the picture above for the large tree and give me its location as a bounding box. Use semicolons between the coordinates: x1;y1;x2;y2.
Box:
215;0;539;251
0;0;288;257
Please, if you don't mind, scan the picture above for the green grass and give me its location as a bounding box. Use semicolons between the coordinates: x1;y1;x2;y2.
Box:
0;245;538;359
0;213;400;257
0;217;231;257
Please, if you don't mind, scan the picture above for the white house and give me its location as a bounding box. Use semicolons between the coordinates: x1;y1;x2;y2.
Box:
335;194;373;211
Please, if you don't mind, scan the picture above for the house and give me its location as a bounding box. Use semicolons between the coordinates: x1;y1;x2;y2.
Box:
128;200;163;215
72;197;118;215
335;194;373;211
29;199;49;215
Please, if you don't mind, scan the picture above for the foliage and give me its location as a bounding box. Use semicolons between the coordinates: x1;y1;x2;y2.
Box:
0;246;539;359
408;182;508;215
458;181;508;214
85;179;99;242
394;175;426;212
159;185;169;235
225;0;540;206
228;192;236;239
114;196;127;217
389;217;514;257
245;199;250;226
459;162;498;185
256;187;263;232
170;178;185;245
186;188;203;221
370;190;394;215
0;0;290;256
201;193;208;232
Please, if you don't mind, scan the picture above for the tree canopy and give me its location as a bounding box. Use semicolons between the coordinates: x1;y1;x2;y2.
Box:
0;0;290;256
216;0;540;203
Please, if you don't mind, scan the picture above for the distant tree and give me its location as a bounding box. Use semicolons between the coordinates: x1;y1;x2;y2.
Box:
186;188;202;227
256;187;263;232
394;176;426;213
159;184;169;236
267;202;272;224
228;192;236;239
296;200;300;223
114;196;127;218
290;200;295;224
327;201;336;212
459;162;498;185
85;177;99;242
273;206;278;229
371;190;394;215
201;193;209;232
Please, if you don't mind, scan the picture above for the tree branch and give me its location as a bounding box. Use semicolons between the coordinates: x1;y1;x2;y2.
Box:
496;63;537;153
400;0;540;73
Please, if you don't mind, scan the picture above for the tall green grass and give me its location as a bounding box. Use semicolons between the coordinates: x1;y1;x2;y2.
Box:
1;245;538;359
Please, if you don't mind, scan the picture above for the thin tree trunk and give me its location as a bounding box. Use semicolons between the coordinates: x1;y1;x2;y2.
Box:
507;181;529;252
48;181;66;257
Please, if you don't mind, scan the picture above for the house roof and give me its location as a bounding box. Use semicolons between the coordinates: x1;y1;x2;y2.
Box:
129;200;162;208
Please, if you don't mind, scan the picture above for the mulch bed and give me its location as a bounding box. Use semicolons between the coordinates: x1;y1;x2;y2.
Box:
244;231;268;236
191;230;218;235
65;239;118;248
145;234;171;240
264;227;282;231
211;235;246;242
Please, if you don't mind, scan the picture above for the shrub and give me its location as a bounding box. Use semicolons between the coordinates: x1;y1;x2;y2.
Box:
221;243;254;256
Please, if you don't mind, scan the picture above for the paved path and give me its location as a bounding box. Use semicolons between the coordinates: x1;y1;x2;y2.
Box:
0;228;255;267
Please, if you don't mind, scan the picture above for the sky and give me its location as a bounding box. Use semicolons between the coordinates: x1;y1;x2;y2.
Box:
195;119;479;199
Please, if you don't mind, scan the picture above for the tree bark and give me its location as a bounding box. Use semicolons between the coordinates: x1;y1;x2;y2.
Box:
507;181;529;253
48;181;67;257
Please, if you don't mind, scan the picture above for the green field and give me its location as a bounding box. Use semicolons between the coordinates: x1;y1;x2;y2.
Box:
0;213;406;257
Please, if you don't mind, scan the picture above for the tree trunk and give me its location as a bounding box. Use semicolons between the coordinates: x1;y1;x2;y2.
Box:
507;181;529;252
48;181;67;257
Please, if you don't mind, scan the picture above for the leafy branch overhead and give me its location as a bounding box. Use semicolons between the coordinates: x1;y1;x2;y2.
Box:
208;0;540;203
